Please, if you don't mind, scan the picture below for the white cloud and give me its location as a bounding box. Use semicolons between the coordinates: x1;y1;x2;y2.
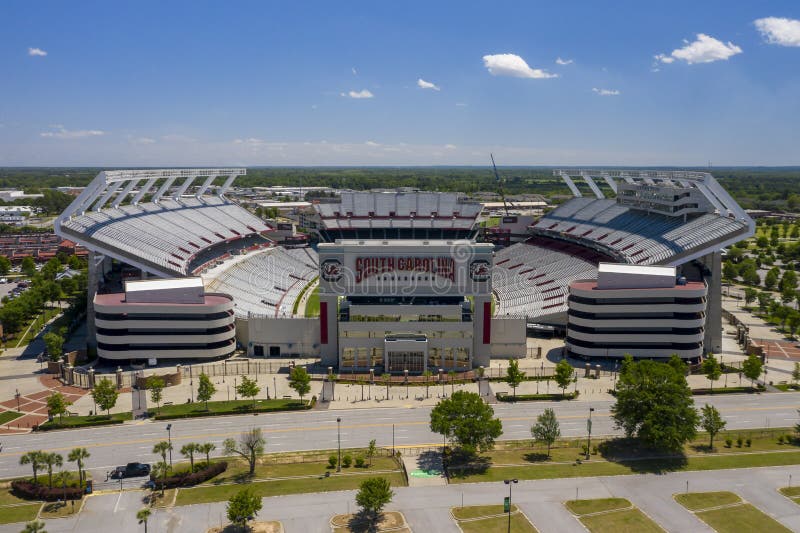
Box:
656;34;742;65
755;17;800;47
417;78;440;91
28;47;47;57
40;126;105;139
161;134;196;143
352;67;358;75
592;88;620;96
444;144;457;150
129;136;156;145
482;53;558;79
555;57;573;65
365;140;380;146
341;89;374;99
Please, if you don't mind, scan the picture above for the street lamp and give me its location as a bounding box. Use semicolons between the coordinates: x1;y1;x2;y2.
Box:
166;424;173;467
273;376;277;399
14;389;20;412
336;417;342;472
404;369;409;400
586;407;595;460
503;478;518;533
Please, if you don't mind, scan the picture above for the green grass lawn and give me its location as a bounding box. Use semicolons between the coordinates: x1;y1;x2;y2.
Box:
0;503;42;525
150;398;309;419
304;285;320;317
14;307;61;348
779;486;800;502
0;411;23;425
452;505;537;533
449;430;800;484
675;492;791;533
566;498;662;533
175;471;406;506
565;499;630;515
674;491;741;511
37;412;131;430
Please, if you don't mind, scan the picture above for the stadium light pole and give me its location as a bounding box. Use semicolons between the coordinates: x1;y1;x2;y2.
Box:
166;424;173;467
504;478;518;533
586;408;595;460
336;417;342;472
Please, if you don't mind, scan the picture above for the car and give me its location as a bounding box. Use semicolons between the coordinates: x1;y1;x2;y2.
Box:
110;462;151;479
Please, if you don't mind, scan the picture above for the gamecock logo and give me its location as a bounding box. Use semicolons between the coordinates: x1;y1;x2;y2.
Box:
469;260;490;282
321;259;342;282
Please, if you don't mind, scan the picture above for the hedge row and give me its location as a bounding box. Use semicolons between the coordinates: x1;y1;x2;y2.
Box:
11;480;83;502
496;392;579;402
150;461;227;489
692;386;765;396
151;403;312;420
36;417;125;431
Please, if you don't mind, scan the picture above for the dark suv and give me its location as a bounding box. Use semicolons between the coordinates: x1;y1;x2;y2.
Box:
111;462;151;479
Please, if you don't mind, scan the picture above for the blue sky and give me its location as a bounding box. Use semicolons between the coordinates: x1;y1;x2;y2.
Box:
1;0;799;166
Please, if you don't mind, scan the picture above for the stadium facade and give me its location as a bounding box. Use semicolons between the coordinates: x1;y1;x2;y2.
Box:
54;167;753;366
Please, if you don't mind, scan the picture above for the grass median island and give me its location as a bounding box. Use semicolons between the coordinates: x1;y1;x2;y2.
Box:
451;505;537;533
779;486;800;505
675;491;791;533
149;398;310;420
0;503;42;525
173;451;405;506
37;412;131;430
566;498;662;533
448;429;800;484
0;411;23;425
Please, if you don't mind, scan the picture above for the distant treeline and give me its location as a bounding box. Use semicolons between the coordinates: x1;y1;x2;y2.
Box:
1;166;799;211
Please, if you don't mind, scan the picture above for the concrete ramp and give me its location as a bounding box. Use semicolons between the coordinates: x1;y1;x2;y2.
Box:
401;451;447;487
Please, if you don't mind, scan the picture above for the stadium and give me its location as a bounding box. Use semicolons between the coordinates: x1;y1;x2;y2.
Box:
54;167;753;369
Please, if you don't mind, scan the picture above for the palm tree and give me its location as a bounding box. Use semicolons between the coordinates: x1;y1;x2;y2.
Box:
152;441;172;469
42;452;63;488
180;443;199;471
19;451;45;484
67;448;90;487
22;520;47;533
136;507;152;533
197;443;216;466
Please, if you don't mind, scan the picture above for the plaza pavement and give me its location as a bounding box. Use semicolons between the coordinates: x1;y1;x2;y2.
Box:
3;464;800;532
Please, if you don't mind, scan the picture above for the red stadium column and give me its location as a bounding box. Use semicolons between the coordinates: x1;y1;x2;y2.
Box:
320;301;328;344
483;301;491;344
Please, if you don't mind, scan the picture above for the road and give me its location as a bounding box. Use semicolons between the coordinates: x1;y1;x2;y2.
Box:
1;393;799;482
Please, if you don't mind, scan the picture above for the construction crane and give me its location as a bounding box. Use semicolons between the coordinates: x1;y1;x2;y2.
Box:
490;153;510;216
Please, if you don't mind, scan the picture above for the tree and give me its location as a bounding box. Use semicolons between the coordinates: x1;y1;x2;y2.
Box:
198;442;216;465
42;332;64;362
196;372;216;410
152;462;168;496
21;256;36;277
152;441;172;473
701;354;722;393
382;373;391;399
722;261;738;282
226;488;262;529
531;408;561;457
757;292;772;312
554;359;575;398
224;428;265;476
147;376;165;414
46;392;71;423
0;255;11;275
236;376;260;408
288;366;311;402
136;507;151;533
793;363;800;386
422;369;433;399
742;267;761;286
67;448;90;487
781;270;798;293
20;451;45;484
742;354;764;389
92;378;119;416
21;520;47;533
765;268;780;290
366;439;377;468
611;357;698;452
505;359;525;400
42;452;63;488
180;443;199;471
699;404;726;451
788;311;800;339
429;391;503;455
743;287;758;307
355;477;394;522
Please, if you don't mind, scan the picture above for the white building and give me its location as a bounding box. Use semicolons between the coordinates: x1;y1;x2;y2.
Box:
566;263;707;360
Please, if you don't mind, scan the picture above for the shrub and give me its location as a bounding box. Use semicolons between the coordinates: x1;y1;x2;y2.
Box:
724;438;733;448
736;436;743;448
787;434;793;444
746;438;752;447
355;456;365;468
328;455;338;469
342;454;352;468
581;445;589;456
779;435;785;445
591;445;598;455
11;480;83;502
150;461;227;489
